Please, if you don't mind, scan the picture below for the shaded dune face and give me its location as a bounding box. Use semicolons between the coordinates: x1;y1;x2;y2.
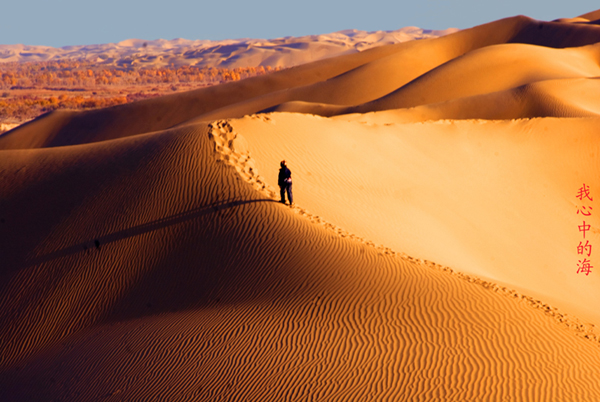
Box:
2;10;600;401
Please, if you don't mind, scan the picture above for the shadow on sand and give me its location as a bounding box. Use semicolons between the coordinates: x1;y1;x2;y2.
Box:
18;198;279;269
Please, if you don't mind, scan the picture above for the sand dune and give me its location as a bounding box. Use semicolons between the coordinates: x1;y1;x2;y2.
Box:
268;45;600;119
355;77;600;123
1;120;599;400
231;113;600;324
170;15;600;122
350;42;600;113
0;27;456;68
2;9;600;401
578;9;600;22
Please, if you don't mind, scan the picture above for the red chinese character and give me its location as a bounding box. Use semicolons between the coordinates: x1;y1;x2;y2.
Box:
579;221;591;238
577;240;592;257
577;259;593;275
577;206;592;216
577;184;593;201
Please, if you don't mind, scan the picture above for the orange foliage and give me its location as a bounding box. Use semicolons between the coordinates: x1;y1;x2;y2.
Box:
0;60;283;123
0;60;282;90
0;93;132;121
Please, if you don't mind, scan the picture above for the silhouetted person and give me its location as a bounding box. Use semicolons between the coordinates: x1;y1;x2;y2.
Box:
278;160;293;206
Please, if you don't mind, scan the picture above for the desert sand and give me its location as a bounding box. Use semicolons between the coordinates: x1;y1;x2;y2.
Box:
0;27;456;69
1;10;600;401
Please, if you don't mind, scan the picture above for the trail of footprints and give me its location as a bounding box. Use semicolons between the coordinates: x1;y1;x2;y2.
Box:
208;118;599;345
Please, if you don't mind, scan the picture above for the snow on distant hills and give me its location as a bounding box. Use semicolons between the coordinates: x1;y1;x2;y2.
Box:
0;27;458;69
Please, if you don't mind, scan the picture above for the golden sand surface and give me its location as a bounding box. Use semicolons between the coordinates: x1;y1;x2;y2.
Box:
1;11;599;401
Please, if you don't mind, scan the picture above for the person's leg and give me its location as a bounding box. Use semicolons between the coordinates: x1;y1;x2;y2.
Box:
280;186;286;203
287;184;293;205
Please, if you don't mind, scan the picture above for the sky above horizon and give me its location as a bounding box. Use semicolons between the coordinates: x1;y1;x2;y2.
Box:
1;1;597;47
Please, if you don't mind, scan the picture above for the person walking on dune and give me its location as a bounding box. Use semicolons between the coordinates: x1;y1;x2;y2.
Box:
278;160;293;206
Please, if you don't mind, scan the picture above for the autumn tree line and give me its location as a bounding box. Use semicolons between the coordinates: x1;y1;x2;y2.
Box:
1;60;279;88
0;60;281;126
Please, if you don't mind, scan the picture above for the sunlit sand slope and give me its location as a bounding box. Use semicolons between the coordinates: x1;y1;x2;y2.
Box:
1;123;600;400
348;42;600;114
357;77;600;123
269;41;600;118
271;76;600;121
577;9;600;22
232;113;600;324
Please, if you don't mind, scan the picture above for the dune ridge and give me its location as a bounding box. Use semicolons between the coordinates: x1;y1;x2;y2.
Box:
228;112;600;323
210;118;600;342
268;76;600;121
340;77;600;123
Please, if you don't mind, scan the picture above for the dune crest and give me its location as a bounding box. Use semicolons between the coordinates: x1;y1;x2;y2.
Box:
226;112;600;324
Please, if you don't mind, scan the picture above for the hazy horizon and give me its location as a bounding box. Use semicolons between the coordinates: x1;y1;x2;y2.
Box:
1;0;597;47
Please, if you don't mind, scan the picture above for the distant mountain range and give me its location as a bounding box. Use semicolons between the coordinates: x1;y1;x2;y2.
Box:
0;27;458;69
